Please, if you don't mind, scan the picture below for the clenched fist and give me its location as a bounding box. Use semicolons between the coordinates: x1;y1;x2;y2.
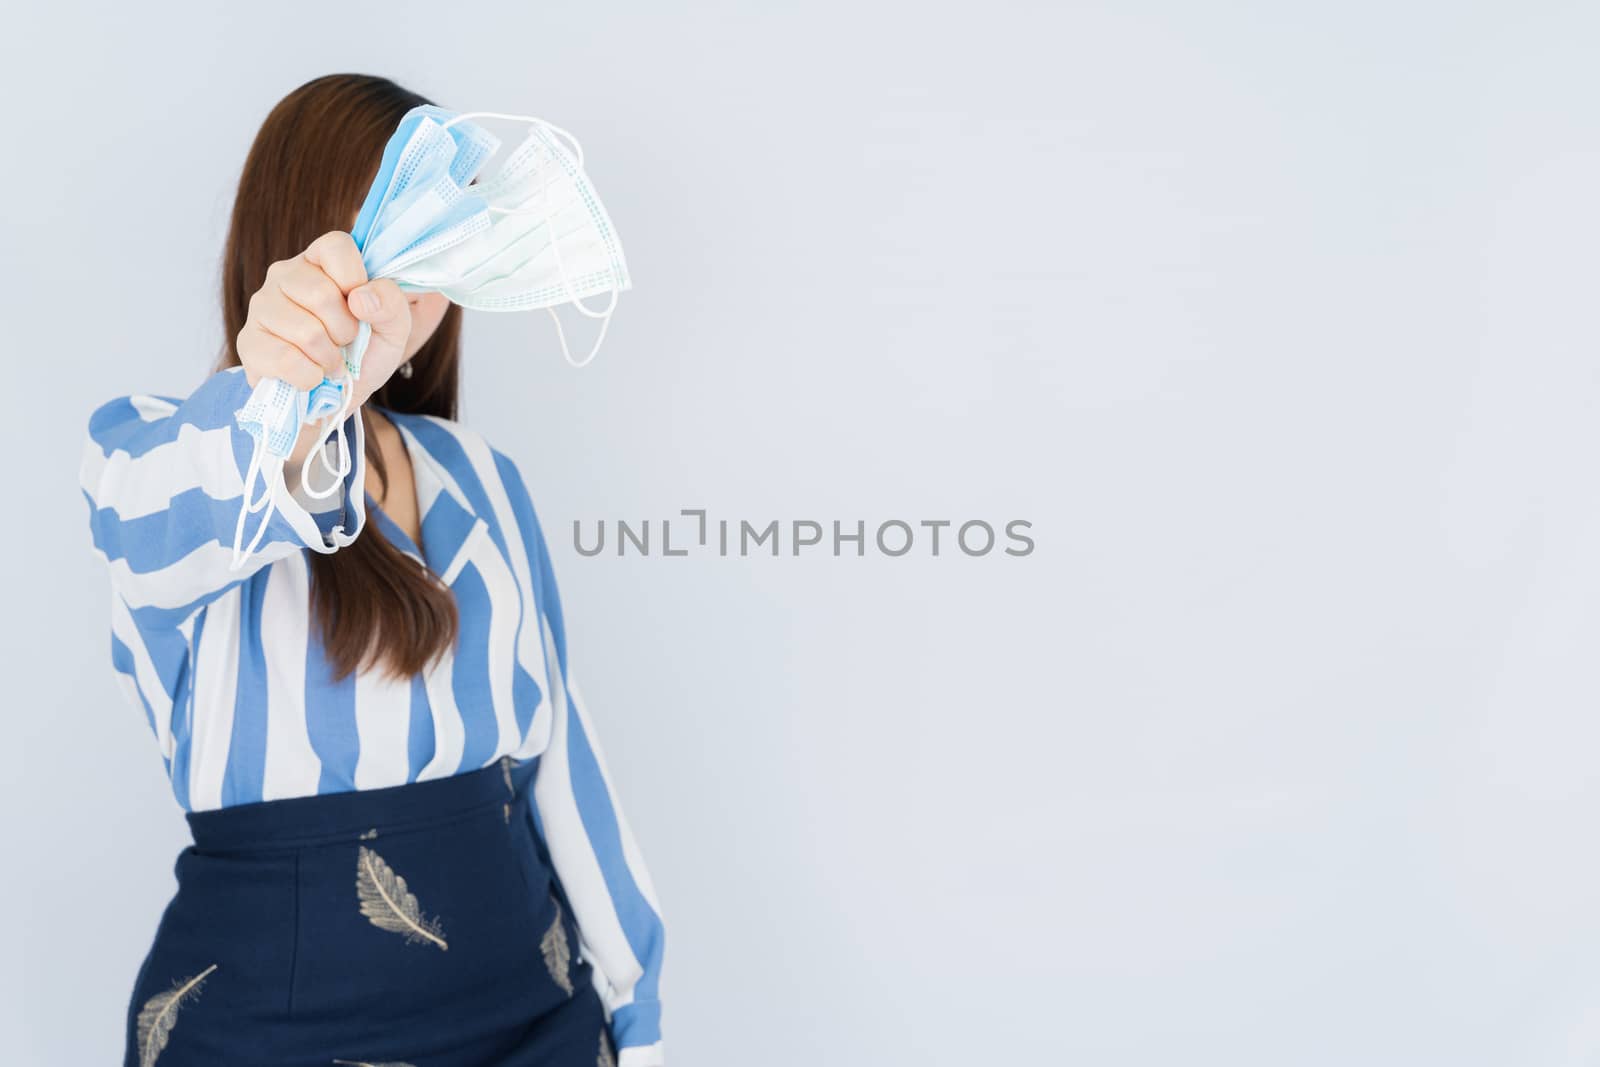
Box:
236;231;412;467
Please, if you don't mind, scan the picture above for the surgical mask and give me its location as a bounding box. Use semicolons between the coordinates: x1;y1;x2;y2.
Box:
229;105;630;569
395;114;631;366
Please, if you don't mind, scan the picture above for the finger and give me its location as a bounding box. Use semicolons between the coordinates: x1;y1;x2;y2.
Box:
302;230;368;294
243;323;327;391
255;302;344;376
277;260;362;347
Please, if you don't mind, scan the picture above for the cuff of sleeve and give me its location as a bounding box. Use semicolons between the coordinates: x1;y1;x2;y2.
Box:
207;368;367;553
611;999;664;1064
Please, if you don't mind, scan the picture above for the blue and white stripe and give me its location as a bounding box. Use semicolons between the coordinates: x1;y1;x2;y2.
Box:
80;365;666;1065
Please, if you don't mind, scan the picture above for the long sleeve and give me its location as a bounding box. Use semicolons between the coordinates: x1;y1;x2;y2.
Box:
80;365;368;618
80;365;367;768
499;454;668;1067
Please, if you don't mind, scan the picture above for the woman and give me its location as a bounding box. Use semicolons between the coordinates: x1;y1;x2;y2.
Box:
78;74;666;1067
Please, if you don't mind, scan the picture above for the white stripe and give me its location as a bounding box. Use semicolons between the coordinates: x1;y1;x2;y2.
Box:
616;1040;665;1067
129;395;178;421
468;531;524;760
109;592;175;760
439;520;486;586
400;419;475;514
187;587;242;812
82;422;250;521
354;657;415;790
395;421;445;514
512;518;554;760
98;542;256;612
260;555;321;801
531;613;645;1013
418;647;465;782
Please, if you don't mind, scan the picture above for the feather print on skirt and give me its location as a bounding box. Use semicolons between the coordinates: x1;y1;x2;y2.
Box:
135;963;217;1067
541;892;575;994
332;1059;417;1066
598;1027;617;1067
501;755;515;823
355;845;448;950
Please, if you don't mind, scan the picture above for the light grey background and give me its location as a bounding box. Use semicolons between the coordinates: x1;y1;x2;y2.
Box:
6;1;1599;1064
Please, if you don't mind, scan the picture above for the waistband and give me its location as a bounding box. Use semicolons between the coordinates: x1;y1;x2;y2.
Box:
185;755;540;853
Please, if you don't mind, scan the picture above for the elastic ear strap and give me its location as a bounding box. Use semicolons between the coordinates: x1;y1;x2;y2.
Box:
300;373;356;499
441;110;586;170
549;302;615;369
542;173;620;322
536;169;619;368
231;444;283;570
238;432;276;513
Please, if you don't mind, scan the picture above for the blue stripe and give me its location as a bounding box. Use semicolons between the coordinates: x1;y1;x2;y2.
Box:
392;416;513;560
130;597;240;636
369;503;418;557
492;451;544;738
224;574;270;806
140;622;194;706
86;369;251;458
87;396;182;455
566;692;665;1006
85;487;304;573
407;672;434;783
417;487;478;576
450;563;498;773
87;396;178;454
611;999;663;1048
510;662;542;741
307;623;359;793
110;633;159;741
168;607;204;811
531;513;568;672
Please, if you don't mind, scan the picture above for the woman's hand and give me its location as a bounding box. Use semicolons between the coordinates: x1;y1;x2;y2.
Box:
235;231;413;465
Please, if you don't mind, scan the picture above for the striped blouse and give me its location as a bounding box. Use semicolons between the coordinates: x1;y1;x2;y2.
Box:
78;365;666;1066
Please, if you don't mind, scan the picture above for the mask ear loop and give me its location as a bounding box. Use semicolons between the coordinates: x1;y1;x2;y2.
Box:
231;438;283;570
483;190;618;367
523;165;618;368
299;371;357;498
299;320;370;498
441;111;586;170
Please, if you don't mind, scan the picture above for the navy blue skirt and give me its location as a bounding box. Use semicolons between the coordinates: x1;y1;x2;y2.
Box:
124;755;616;1067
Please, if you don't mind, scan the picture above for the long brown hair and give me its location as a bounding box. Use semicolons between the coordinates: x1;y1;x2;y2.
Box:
219;73;459;680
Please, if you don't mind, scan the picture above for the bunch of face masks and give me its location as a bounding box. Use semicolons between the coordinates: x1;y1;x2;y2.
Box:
231;105;631;568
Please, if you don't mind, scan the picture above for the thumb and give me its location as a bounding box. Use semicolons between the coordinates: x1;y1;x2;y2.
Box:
347;279;411;343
